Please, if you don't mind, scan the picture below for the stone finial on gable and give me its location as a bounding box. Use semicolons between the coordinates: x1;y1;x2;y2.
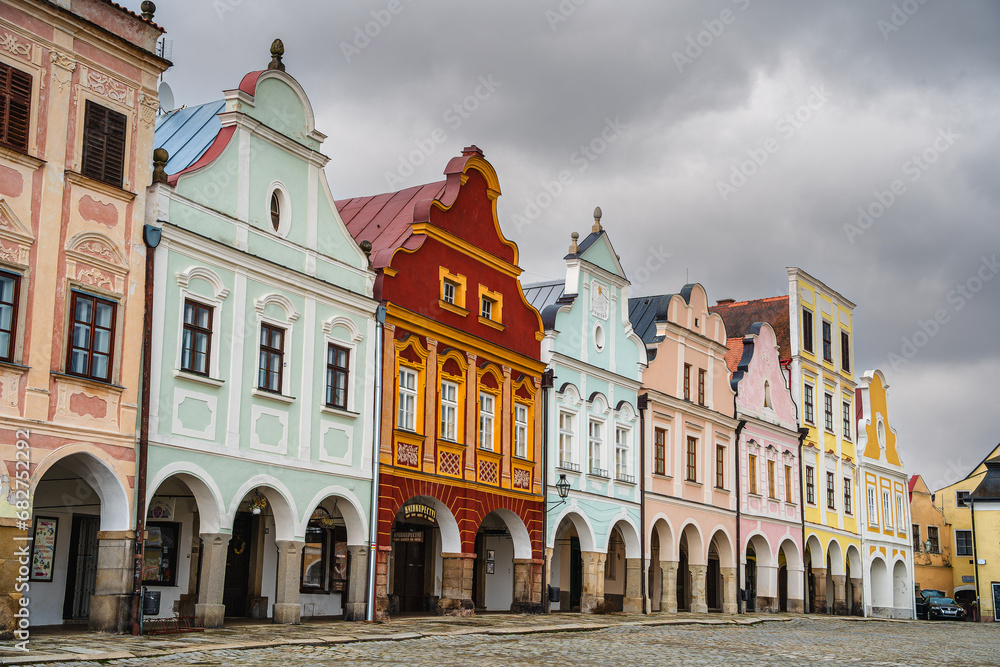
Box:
140;1;156;21
268;39;285;71
592;206;603;233
152;147;168;184
568;232;580;255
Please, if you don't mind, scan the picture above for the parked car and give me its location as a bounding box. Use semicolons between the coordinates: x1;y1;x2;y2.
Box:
927;597;967;621
915;589;947;619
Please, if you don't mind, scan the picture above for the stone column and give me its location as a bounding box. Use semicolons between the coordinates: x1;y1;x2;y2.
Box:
0;525;21;639
689;564;708;614
375;545;391;622
544;547;554;611
850;577;864;617
721;566;738;615
623;558;643;613
511;558;542;613
580;551;602;613
810;568;828;614
831;574;847;616
344;544;369;621
88;531;134;633
195;532;232;628
786;568;805;613
660;561;678;613
438;553;475;616
272;540;305;624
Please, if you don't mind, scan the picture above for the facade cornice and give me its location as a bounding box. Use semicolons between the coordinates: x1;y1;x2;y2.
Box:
550;352;641;395
643;388;740;431
218;111;330;168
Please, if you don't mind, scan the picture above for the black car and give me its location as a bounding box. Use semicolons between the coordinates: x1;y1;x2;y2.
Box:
927;597;966;621
915;589;947;619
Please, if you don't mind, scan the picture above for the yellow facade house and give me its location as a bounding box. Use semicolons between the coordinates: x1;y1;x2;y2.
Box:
909;475;953;596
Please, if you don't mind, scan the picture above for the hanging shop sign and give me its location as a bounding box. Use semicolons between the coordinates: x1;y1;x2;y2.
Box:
402;502;436;523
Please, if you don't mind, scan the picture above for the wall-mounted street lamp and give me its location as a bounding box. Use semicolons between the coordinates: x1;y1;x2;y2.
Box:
550;474;572;510
924;539;933;554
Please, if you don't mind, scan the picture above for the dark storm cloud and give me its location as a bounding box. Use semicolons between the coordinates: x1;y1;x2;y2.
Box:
148;0;1000;481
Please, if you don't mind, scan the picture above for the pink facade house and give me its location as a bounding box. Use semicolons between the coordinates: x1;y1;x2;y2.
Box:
726;322;805;613
629;284;739;614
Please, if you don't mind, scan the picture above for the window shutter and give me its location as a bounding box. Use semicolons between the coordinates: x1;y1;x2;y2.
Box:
82;100;127;187
0;63;31;152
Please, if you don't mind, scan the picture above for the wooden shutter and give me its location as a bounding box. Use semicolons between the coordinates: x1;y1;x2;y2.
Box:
0;63;31;152
81;100;127;187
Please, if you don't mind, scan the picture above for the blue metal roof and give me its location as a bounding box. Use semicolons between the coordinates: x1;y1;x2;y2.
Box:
522;280;564;313
154;100;225;175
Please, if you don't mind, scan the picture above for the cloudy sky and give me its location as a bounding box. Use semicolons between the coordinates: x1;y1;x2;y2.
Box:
147;0;999;488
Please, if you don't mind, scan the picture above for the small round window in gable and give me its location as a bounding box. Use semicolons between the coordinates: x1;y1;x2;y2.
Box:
269;191;281;231
594;323;605;352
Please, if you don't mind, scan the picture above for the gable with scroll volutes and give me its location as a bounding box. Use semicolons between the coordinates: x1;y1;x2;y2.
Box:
244;73;318;151
427;167;515;265
734;323;797;428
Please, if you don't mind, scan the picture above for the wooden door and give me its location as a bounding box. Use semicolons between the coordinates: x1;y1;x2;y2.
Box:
223;513;252;617
62;515;99;619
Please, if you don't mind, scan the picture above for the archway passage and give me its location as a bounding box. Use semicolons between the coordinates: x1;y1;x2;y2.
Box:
551;516;585;612
745;544;758;612
141;476;202;623
602;527;627;612
892;560;911;619
390;501;441;614
299;496;367;620
473;511;515;612
870;558;891;618
777;538;804;613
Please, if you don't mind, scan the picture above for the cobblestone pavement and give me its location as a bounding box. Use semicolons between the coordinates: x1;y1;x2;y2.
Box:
3;615;998;666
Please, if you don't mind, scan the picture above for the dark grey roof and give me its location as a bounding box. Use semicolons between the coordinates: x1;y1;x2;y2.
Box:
522;280;565;312
154;100;226;175
564;230;603;260
628;294;674;345
970;455;1000;501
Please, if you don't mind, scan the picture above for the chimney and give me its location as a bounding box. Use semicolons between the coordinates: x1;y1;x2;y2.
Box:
716;298;735;305
462;145;484;158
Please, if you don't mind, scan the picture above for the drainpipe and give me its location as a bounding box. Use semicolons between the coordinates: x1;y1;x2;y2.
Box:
131;221;161;635
540;369;553;613
365;303;386;622
638;393;649;614
797;427;809;612
733;419;746;614
970;498;981;622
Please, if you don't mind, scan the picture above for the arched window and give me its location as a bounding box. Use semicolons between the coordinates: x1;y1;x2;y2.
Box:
270;191;281;231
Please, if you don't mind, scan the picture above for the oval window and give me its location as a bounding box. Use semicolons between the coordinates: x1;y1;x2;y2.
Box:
270;191;281;231
594;323;605;352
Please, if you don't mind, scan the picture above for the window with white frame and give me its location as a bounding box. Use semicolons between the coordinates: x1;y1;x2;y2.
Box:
896;494;905;532
882;489;893;529
479;392;495;450
442;279;458;305
397;368;417;431
514;403;528;458
867;486;878;526
440;380;458;441
588;420;604;476
558;411;574;467
615;426;630;480
842;400;852;440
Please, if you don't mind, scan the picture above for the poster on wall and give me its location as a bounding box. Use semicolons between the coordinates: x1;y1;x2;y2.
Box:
30;516;58;581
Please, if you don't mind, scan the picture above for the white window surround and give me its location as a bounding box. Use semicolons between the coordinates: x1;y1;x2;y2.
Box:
397;367;417;431
588;418;605;475
594;321;605;352
479;391;495;450
882;489;893;529
514;403;528;458
440;380;459;442
322;316;363;414
557;408;577;468
266;180;292;238
253;294;299;399
615;425;630;478
175;267;229;381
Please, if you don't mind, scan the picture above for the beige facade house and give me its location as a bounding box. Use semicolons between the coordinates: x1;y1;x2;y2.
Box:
909;475;953;596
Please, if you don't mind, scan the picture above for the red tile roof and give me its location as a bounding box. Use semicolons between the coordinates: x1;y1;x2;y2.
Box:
908;474;919;501
709;295;791;361
723;337;744;375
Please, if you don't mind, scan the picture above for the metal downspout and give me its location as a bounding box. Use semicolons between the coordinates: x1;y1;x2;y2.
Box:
365;304;386;622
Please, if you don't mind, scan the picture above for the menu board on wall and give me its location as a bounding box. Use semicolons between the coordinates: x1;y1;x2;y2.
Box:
30;517;58;581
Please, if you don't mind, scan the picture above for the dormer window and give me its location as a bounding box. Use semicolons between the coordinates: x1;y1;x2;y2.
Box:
270;191;281;231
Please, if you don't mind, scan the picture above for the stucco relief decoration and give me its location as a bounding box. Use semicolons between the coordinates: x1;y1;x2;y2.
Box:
0;241;18;264
50;51;76;93
479;459;499;485
140;92;158;129
85;69;132;107
0;32;31;59
0;369;20;409
590;280;609;320
77;267;114;290
76;240;118;264
439;451;461;476
396;442;419;467
513;467;531;490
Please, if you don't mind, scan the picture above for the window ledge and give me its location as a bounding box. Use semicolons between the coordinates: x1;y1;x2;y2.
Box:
556;462;581;473
0;144;43;169
478;316;506;331
684;479;702;487
748;492;763;498
615;475;636;485
716;487;731;494
251;387;296;404
513;454;532;463
588;469;610;479
320;404;360;419
0;360;29;373
438;300;468;317
437;437;464;447
652;472;672;479
51;371;124;393
64;169;136;202
174;368;225;387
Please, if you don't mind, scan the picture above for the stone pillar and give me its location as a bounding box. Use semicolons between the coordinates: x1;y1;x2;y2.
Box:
273;540;305;624
438;553;475;616
375;545;391;622
786;568;805;613
850;577;864;617
721;566;738;615
0;525;24;639
511;558;542;613
580;551;602;612
810;568;828;615
623;558;642;613
344;544;369;621
195;532;232;628
831;574;847;616
689;564;708;614
544;547;554;611
88;531;134;633
660;561;678;613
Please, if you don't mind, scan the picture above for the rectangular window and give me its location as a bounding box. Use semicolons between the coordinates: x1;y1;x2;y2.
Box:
896;495;905;531
748;454;758;494
804;384;815;424
615;427;630;480
325;344;350;410
480;296;494;320
0;63;31;153
442;279;457;305
868;486;878;526
68;292;116;382
698;368;706;405
300;522;347;594
768;460;777;499
257;323;284;393
588;420;604;476
802;308;814;353
181;300;213;376
912;524;921;552
397;368;417;431
715;445;725;489
81;100;127;187
841;331;850;371
654;428;666;475
844;477;852;515
0;270;20;363
686;437;697;482
956;490;970;508
824;392;834;431
440;380;458;441
478;392;495;450
927;526;940;553
785;465;793;502
822;320;833;362
805;466;815;504
826;472;836;510
842;401;852;440
683;364;691;401
558;411;574;467
514;403;528;458
882;490;893;529
956;530;973;556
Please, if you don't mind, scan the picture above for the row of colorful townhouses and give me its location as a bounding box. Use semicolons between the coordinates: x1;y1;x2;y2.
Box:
0;1;923;638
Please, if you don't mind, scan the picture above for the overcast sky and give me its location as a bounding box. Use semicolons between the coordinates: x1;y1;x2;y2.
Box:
147;0;999;489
